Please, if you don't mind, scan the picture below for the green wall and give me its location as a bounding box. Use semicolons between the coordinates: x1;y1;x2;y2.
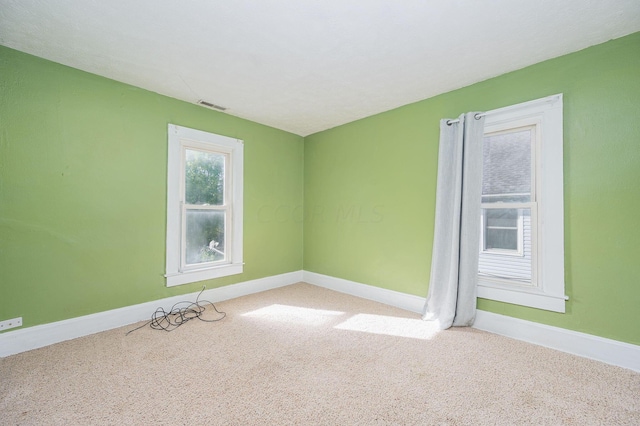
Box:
0;46;304;329
304;32;640;345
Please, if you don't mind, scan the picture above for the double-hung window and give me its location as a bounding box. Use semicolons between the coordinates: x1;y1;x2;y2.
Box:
477;94;566;312
165;124;243;287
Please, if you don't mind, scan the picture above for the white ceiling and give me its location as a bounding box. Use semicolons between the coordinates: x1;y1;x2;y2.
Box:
1;1;639;136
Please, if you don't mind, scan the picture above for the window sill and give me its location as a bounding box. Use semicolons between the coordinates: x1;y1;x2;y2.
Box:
478;280;567;313
165;263;243;287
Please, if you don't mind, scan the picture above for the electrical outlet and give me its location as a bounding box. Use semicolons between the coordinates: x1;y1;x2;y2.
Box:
0;317;22;331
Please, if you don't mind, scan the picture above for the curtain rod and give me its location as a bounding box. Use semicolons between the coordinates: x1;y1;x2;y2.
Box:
444;94;563;126
445;112;485;126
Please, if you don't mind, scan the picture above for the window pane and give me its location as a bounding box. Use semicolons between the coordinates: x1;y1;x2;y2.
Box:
479;208;532;284
185;149;225;205
484;208;519;251
486;228;517;250
486;208;517;229
482;129;532;203
185;209;225;265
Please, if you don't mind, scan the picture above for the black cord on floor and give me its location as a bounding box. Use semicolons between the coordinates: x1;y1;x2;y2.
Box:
126;285;225;335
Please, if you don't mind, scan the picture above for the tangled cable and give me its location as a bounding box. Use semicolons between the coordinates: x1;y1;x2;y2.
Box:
126;286;225;335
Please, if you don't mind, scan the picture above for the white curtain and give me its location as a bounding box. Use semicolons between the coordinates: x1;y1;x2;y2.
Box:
423;112;485;329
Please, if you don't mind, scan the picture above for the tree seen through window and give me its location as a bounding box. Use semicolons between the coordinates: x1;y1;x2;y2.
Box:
184;149;226;264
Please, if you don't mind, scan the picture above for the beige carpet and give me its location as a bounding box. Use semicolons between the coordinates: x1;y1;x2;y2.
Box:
1;283;639;425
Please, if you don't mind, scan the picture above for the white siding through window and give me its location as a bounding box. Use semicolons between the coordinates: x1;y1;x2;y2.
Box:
479;212;532;282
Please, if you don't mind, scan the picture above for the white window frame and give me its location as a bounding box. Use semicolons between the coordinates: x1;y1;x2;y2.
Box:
165;124;243;287
477;94;566;312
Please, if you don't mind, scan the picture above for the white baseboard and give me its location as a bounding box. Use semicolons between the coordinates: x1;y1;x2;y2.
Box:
302;270;640;372
0;270;303;357
302;270;425;314
473;310;640;372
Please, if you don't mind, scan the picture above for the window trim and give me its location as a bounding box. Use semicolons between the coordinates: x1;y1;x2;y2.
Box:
165;124;243;287
476;94;566;313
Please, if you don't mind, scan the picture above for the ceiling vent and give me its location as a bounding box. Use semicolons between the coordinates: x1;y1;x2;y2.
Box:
197;100;227;111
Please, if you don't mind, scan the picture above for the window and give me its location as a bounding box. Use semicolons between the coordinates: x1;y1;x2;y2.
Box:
477;94;566;312
165;124;243;287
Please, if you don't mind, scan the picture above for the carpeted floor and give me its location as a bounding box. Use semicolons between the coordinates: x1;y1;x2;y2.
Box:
1;283;639;425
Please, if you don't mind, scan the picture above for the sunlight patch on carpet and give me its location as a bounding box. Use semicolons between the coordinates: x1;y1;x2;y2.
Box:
334;314;441;340
241;304;345;325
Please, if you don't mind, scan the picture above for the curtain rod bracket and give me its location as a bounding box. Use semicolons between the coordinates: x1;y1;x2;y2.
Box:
446;112;484;126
